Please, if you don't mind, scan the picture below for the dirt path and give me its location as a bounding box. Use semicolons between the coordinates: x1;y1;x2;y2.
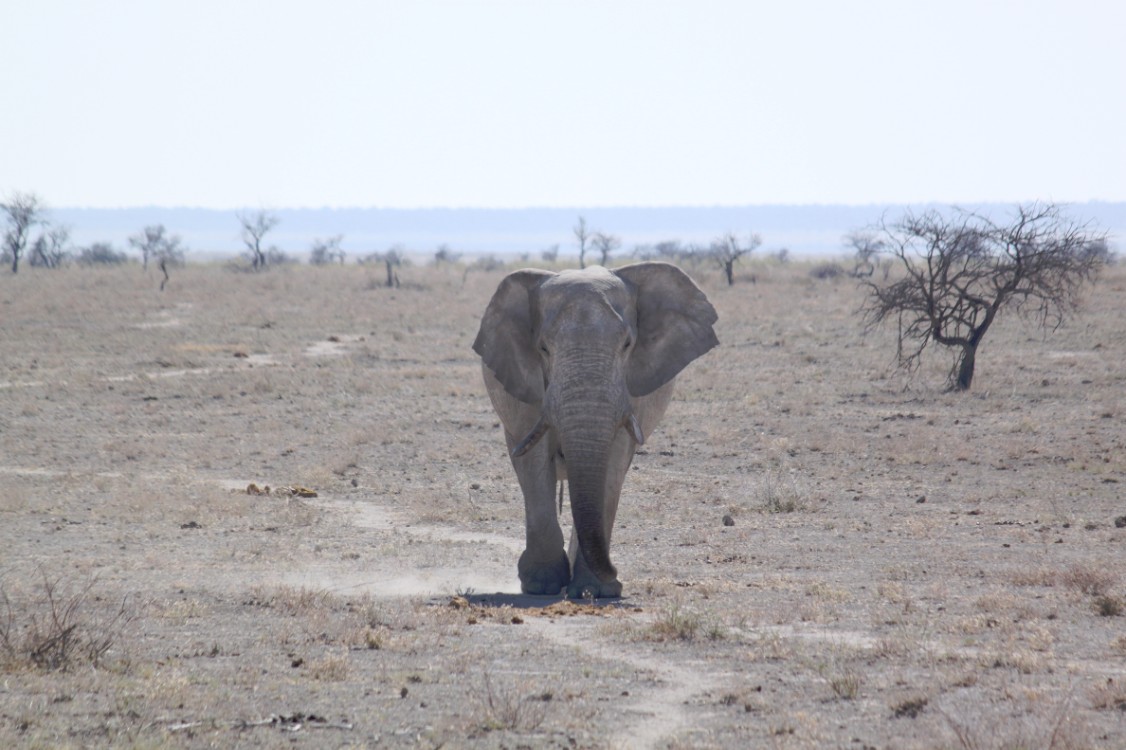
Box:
253;482;728;748
527;615;728;749
280;496;522;596
305;487;731;749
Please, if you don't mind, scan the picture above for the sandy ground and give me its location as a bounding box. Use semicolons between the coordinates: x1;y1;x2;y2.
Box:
1;259;1124;749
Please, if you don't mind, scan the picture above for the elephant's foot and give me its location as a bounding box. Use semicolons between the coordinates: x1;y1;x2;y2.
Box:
566;576;622;599
518;549;570;595
567;558;621;599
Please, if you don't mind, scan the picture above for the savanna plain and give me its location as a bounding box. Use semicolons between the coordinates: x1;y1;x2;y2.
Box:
1;259;1124;749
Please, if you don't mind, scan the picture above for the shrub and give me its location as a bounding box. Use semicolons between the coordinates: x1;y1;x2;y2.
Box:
77;242;129;266
1;575;133;671
809;262;845;280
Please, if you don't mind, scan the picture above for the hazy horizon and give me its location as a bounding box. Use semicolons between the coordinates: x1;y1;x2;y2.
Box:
48;201;1126;261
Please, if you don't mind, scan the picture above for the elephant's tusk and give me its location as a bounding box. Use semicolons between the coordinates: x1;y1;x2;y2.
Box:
511;415;550;457
625;413;645;445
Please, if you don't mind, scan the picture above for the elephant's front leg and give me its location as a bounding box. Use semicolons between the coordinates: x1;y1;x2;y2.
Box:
506;430;570;595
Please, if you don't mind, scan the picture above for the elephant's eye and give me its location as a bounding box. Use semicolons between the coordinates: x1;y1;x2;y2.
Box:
622;338;632;351
539;343;549;355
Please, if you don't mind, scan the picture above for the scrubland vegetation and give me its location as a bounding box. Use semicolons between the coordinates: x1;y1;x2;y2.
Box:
1;257;1123;748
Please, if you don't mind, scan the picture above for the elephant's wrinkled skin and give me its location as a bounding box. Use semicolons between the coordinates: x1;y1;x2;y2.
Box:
473;263;718;598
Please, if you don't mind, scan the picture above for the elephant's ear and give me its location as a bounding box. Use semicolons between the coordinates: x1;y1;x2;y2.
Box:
614;262;719;397
472;269;556;404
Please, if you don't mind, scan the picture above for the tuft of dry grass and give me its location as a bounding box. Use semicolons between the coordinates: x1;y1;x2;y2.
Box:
244;584;335;615
826;668;861;700
473;671;549;732
983;648;1042;675
1094;595;1123;617
1007;566;1059;588
1059;564;1118;597
1089;678;1126;712
755;471;806;514
640;601;727;642
242;586;392;650
891;695;928;719
939;691;1089;750
308;650;350;681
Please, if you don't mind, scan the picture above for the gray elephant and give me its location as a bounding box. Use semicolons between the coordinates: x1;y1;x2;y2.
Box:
473;263;718;598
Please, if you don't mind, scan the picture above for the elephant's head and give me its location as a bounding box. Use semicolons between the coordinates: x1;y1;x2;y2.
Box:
473;262;718;591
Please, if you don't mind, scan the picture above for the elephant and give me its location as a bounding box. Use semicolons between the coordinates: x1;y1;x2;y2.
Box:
473;262;718;598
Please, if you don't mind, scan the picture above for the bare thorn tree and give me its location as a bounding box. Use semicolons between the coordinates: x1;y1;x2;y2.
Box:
128;224;184;270
2;192;45;274
654;240;686;263
843;230;886;278
591;232;621;267
237;210;280;271
861;202;1109;392
310;235;346;266
129;225;162;270
711;231;762;285
433;243;462;266
30;224;72;269
573;216;591;269
366;246;403;287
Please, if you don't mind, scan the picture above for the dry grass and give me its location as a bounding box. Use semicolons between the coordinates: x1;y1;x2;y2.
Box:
473;671;550;732
307;650;350;681
0;573;134;672
1094;595;1123;617
637;600;728;643
1089;678;1126;712
939;692;1089;750
1059;564;1119;597
756;471;807;514
1;262;1124;748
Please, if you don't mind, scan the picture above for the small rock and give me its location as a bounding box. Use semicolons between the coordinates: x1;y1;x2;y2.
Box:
180;521;201;529
916;495;926;503
722;514;735;527
1114;516;1126;529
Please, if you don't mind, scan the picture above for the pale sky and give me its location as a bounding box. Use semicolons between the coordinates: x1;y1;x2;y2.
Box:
2;1;1123;209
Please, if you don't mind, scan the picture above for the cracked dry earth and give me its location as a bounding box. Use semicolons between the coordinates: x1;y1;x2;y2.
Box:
1;262;1125;749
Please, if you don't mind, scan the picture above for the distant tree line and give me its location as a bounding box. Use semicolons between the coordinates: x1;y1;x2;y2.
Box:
1;191;189;273
3;196;775;284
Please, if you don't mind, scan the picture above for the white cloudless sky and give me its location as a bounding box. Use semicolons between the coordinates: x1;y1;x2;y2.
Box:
2;0;1123;208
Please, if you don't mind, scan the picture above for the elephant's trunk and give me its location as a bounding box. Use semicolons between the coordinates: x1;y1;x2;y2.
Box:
558;419;617;583
550;381;634;585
